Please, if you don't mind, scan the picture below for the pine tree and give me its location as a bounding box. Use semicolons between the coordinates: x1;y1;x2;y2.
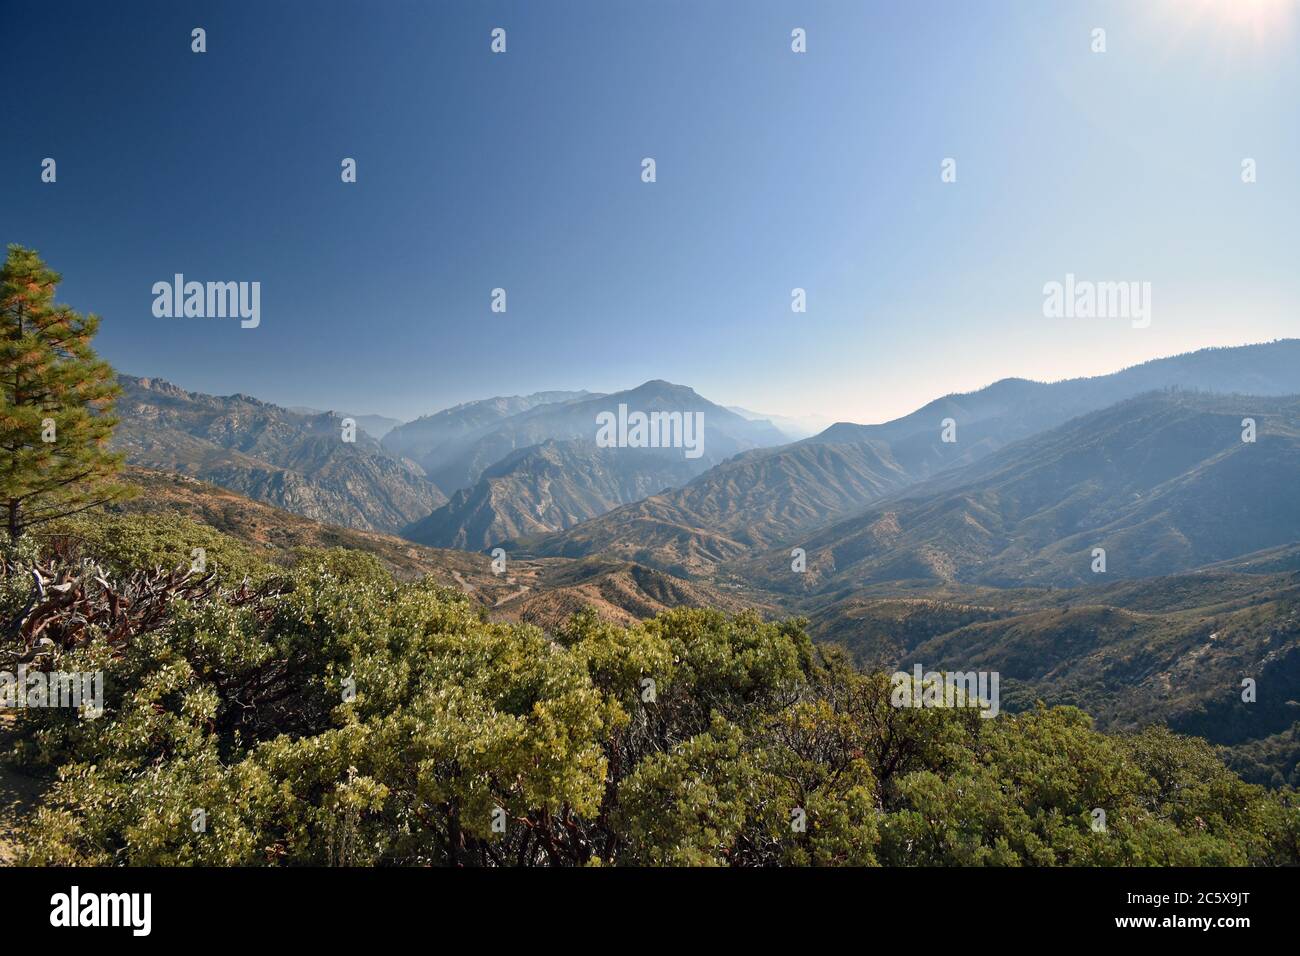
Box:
1;245;129;539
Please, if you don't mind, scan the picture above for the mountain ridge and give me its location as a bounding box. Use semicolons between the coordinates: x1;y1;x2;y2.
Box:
114;375;446;534
519;341;1300;573
738;390;1300;593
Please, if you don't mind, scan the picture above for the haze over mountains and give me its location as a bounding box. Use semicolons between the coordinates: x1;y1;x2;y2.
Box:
809;340;1300;475
400;382;789;547
390;380;786;499
726;405;833;440
402;438;705;550
382;390;593;484
288;408;403;440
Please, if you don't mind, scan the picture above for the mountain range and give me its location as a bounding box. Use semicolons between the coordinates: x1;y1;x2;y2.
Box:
112;375;795;550
288;408;403;440
509;439;912;575
808;339;1300;477
381;390;593;483
402;438;704;550
738;391;1300;593
517;341;1300;572
113;467;759;633
400;382;790;548
105;341;1300;786
114;341;1300;567
389;380;787;499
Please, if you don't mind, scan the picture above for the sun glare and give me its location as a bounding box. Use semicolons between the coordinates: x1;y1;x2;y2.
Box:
1181;0;1297;42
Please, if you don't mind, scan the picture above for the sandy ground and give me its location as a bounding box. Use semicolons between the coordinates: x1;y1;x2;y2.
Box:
0;713;47;865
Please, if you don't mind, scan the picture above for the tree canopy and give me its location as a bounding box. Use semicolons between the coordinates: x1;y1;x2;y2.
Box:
0;245;127;539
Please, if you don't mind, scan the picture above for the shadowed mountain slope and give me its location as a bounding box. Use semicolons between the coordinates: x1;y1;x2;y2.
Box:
740;391;1300;593
513;439;913;575
802;561;1300;786
402;438;702;549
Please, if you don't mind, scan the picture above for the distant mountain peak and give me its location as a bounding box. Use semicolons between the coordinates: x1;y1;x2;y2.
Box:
123;375;189;399
407;389;594;425
621;379;700;400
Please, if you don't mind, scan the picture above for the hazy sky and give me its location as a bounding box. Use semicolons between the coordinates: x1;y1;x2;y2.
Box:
3;1;1298;425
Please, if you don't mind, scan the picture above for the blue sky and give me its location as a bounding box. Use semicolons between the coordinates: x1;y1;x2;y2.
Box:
2;0;1298;424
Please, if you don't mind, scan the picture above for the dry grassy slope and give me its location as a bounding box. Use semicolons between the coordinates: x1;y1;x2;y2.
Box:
116;468;495;583
115;468;755;632
507;558;773;629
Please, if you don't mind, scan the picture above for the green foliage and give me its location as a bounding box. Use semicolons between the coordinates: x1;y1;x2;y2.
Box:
39;510;271;585
6;513;1297;866
0;245;130;539
1223;722;1300;789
